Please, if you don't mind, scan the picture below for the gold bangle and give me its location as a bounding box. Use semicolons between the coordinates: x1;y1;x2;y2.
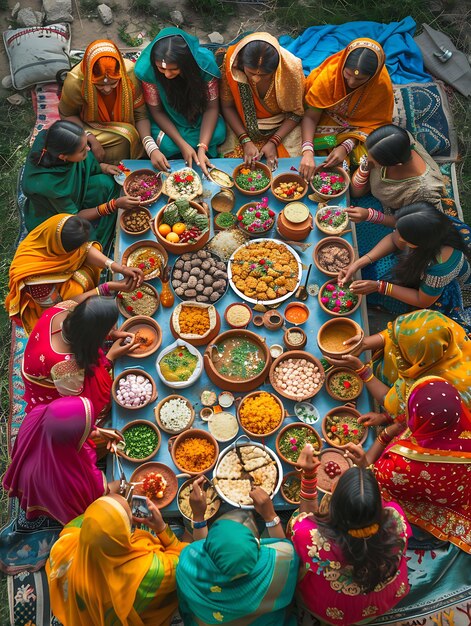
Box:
363;373;374;383
105;258;114;270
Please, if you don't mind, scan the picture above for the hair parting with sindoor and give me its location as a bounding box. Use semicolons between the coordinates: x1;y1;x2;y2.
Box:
237;40;280;74
31;120;85;168
314;467;404;593
151;35;207;125
344;47;378;78
62;296;118;373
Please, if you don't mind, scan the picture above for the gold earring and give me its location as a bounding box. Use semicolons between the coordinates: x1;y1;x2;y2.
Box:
354;69;359;76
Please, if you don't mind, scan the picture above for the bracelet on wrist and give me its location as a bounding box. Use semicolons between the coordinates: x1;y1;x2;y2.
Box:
265;516;281;528
192;519;208;529
197;142;208;152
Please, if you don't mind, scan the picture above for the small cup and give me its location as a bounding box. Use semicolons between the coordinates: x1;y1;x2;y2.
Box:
200;407;213;421
270;344;284;359
218;391;234;408
263;310;284;331
253;315;264;327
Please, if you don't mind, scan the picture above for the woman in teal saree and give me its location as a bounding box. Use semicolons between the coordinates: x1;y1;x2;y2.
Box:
134;27;226;176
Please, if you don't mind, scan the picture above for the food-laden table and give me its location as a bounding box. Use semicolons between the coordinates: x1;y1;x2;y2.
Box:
109;157;374;515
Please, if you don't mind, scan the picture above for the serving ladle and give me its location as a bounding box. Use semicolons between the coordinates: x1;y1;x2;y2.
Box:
294;263;312;301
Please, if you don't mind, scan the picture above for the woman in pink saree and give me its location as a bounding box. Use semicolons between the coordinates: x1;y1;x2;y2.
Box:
3;396;106;525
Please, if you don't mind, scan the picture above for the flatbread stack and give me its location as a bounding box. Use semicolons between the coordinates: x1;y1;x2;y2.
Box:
214;445;278;506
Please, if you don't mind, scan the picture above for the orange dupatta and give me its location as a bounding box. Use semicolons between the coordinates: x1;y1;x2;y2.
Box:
224;33;305;157
5;214;101;333
304;38;393;142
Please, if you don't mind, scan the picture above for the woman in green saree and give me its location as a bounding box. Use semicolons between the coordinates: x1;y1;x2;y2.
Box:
134;27;226;176
23;120;141;248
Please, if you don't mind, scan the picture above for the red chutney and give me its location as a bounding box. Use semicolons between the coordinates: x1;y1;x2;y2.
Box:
285;305;309;325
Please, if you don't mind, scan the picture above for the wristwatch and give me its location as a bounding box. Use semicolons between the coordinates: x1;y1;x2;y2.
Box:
265;516;281;528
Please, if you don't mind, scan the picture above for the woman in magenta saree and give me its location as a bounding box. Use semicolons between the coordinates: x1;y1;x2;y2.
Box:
3;396;106;525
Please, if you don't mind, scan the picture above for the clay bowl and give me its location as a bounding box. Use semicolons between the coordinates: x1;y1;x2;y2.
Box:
154;394;195;434
208;167;234;189
315;205;350;236
309;166;350;202
120;206;152;236
318;279;362;317
237;390;286;439
118;419;161;463
313;236;355;278
283;327;307;350
211;188;236;213
204;329;271;392
236;202;275;239
123;169;162;206
280;471;302;505
269;350;325;402
317;448;352;495
263;309;284;331
169;428;219;476
232;161;272;196
317;318;363;359
121;240;168;281
326;368;364;402
224;302;253;329
271;172;308;203
177;475;221;522
112;369;157;411
117;282;160;319
276;203;313;242
169;302;221;347
276;422;322;466
118;315;162;358
214;212;237;231
129;461;178;509
153;200;210;255
322;405;368;450
284;302;310;327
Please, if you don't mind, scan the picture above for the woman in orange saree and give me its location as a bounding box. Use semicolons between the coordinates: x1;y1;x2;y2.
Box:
300;38;394;180
59;40;148;163
220;32;305;169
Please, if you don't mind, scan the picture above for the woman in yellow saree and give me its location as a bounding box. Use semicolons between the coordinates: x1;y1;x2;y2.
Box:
220;32;305;169
47;494;186;626
300;38;394;180
59;40;148;164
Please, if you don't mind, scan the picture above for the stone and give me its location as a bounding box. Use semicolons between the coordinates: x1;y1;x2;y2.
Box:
97;3;113;25
42;0;73;24
208;31;224;45
169;9;183;25
11;2;20;18
2;75;13;89
17;7;42;26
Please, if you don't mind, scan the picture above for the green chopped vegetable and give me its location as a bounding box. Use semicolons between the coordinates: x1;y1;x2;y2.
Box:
123;423;159;459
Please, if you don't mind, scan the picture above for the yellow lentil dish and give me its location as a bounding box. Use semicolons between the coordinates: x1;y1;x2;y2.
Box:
239;392;283;434
174;437;216;472
178;305;210;335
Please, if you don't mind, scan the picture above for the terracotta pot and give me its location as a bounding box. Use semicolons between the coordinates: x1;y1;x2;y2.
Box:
276;422;322;466
284;302;310;327
317;318;363;358
117;281;160;319
153;201;210;254
214;212;237;231
154;394;195;434
276;205;313;241
317;449;352;494
309;166;350;202
318;280;363;317
236;202;275;238
271;172;308;203
118;419;161;463
325;368;364;402
283;327;307;350
313;236;355;277
169;302;221;347
112;369;157;410
315;205;350;236
263;309;284;331
224;302;253;328
322;405;368;450
232;162;272;196
119;206;152;236
121;240;168;281
129;461;178;509
118;315;162;358
204;329;272;392
269;350;325;401
123;169;162;206
169;428;219;475
211;188;236;212
237;390;286;439
280;471;302;504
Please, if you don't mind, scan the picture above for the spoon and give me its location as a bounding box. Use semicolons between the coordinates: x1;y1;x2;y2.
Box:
295;263;312;301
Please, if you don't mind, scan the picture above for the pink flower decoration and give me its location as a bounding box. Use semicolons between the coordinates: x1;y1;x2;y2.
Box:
335;299;341;306
255;211;261;218
332;291;338;297
339;290;345;296
291;445;298;451
261;197;268;204
326;284;335;291
321;296;329;304
289;437;297;444
333;306;341;313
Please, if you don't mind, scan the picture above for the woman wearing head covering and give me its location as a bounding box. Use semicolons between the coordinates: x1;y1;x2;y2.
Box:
3;397;108;524
300;38;393;180
47;494;187;625
220;32;305;169
59;39;149;164
346;376;471;553
134;27;226;175
5;214;141;335
176;497;299;625
291;445;410;626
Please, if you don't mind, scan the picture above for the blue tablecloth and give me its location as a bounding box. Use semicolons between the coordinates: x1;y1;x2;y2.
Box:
110;157;374;514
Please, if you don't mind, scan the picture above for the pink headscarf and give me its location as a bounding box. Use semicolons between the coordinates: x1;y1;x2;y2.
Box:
3;397;106;524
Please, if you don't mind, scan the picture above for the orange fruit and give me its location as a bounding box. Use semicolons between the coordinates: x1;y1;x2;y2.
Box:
172;222;186;235
158;223;171;236
166;232;180;243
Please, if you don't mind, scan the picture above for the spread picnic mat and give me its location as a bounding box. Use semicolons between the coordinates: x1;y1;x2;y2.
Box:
3;18;469;626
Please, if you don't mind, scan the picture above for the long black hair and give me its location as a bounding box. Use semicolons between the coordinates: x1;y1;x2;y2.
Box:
151;35;207;125
366;124;412;166
393;202;470;288
62;296;118;373
315;467;404;593
344;47;378;77
61;216;91;252
237;39;279;73
31;120;85;168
